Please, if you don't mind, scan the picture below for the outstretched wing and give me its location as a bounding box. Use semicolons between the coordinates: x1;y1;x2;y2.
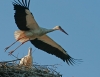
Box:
13;0;39;31
30;35;77;65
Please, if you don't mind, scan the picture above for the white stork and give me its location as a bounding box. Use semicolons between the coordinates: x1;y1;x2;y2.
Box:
5;0;81;65
19;47;33;68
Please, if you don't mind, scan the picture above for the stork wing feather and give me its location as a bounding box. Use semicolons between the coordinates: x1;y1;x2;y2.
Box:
30;35;76;65
13;0;39;31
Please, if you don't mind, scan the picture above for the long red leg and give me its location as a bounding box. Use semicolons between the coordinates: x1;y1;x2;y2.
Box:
5;37;26;51
8;41;28;55
5;40;18;51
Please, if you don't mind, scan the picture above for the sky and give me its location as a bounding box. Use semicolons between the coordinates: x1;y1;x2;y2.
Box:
0;0;100;77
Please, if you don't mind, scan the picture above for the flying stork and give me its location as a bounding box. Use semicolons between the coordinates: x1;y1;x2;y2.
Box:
5;0;81;65
19;47;33;68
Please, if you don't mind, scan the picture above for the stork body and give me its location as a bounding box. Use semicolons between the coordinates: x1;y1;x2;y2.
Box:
14;27;57;43
19;47;33;68
5;0;81;65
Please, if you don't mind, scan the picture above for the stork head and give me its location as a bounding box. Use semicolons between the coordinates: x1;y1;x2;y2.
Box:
28;47;32;56
53;26;68;35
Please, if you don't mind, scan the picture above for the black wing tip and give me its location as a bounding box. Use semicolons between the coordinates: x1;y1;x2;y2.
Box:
65;56;83;66
12;0;30;9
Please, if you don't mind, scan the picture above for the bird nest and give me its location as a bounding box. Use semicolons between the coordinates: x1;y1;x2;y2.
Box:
0;59;62;77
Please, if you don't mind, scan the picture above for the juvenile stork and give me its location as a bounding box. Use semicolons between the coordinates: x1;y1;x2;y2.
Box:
5;0;81;65
19;47;33;68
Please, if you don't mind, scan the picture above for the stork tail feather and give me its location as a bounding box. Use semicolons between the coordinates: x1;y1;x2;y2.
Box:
14;30;29;43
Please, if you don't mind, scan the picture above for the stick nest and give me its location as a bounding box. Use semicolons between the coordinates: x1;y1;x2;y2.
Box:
0;59;62;77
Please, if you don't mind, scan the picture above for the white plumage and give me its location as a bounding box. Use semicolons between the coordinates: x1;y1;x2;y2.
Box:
19;47;33;68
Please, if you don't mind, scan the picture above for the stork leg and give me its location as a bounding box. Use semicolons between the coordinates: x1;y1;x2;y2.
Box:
5;36;27;51
8;40;28;55
5;40;18;51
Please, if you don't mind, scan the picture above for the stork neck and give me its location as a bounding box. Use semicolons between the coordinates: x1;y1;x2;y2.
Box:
28;49;32;56
41;28;55;34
